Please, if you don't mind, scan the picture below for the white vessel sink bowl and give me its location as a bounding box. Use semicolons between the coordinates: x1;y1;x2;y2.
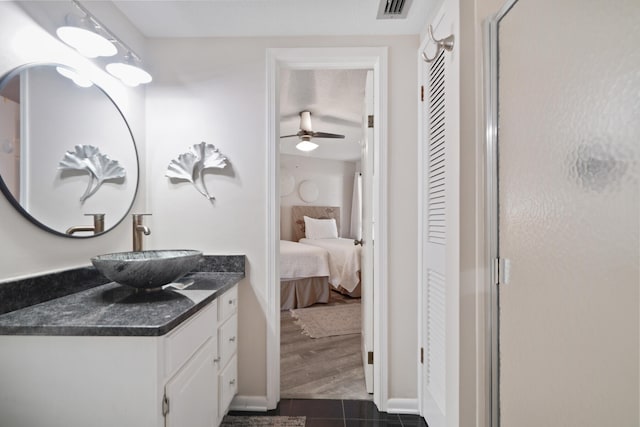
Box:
91;250;203;290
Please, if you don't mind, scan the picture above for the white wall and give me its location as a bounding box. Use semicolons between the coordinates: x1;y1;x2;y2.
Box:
280;154;356;241
0;2;147;280
145;34;419;402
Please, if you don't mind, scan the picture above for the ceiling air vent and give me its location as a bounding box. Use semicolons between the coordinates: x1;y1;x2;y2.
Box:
377;0;413;19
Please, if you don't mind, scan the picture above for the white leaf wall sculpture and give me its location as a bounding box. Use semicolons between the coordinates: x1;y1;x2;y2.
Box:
58;144;126;202
166;152;199;184
165;142;228;200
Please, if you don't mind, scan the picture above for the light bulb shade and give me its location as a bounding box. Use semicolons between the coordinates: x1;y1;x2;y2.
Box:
296;140;319;152
56;66;93;88
106;61;153;87
56;15;117;58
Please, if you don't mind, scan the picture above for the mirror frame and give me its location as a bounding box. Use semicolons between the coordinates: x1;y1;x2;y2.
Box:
0;62;140;238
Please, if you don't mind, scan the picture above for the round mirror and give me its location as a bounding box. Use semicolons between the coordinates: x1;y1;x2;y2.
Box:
0;63;139;237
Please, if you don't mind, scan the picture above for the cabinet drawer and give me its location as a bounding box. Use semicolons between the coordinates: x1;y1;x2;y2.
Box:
217;314;237;369
218;355;237;417
165;303;217;377
218;285;238;322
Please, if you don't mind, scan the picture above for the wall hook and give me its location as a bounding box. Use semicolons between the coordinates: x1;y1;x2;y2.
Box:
421;25;455;63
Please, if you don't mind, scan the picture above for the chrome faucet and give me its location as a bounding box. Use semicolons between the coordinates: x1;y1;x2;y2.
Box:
132;214;151;251
66;214;105;236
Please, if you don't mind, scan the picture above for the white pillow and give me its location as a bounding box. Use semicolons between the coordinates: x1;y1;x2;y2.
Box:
303;216;338;239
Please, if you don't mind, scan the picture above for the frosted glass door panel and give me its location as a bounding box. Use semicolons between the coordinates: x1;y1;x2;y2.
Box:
497;0;639;426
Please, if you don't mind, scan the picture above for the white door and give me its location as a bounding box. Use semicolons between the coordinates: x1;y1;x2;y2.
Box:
419;5;460;427
165;339;218;427
360;69;375;394
493;0;640;426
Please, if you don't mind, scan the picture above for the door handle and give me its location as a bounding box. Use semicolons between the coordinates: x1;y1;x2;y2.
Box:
354;239;363;246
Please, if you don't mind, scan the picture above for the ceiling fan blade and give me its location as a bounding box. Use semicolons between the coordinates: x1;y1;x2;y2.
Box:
311;131;345;139
280;134;299;138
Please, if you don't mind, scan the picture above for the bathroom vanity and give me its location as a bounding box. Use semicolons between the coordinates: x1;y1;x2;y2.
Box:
0;256;243;427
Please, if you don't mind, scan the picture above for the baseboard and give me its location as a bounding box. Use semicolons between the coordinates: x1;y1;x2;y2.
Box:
229;395;269;412
386;398;419;415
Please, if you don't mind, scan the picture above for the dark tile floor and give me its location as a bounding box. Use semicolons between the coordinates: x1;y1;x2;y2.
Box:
228;399;429;426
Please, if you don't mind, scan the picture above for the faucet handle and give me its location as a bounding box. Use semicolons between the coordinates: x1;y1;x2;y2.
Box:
84;213;105;233
132;213;152;225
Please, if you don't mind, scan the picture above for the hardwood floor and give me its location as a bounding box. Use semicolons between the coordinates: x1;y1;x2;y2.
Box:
280;291;371;400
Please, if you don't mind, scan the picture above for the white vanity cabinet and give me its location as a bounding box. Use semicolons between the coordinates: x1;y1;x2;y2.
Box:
0;284;239;427
165;283;239;427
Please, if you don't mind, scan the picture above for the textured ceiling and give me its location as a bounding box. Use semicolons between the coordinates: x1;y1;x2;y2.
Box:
279;69;368;162
112;0;432;38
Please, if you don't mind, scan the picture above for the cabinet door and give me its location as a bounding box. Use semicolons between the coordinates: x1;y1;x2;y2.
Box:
165;338;218;427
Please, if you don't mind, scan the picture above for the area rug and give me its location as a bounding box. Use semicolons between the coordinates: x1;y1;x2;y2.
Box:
290;303;361;338
221;416;306;426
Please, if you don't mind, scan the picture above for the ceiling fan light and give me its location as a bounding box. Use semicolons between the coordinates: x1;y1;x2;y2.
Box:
56;15;117;58
296;140;319;152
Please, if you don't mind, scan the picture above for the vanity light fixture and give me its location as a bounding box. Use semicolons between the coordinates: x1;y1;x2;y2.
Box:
296;139;319;152
57;0;152;86
106;53;152;87
56;12;117;58
56;66;93;88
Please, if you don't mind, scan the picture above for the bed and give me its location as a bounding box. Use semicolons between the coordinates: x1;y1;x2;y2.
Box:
279;240;331;310
291;206;362;297
298;237;361;297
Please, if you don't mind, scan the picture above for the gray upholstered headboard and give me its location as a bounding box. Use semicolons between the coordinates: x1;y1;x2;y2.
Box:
291;206;340;242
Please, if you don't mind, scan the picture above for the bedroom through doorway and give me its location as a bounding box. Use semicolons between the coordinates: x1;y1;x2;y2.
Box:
277;67;373;400
266;47;388;410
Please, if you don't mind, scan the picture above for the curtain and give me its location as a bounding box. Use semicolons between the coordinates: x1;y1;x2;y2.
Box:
350;172;362;239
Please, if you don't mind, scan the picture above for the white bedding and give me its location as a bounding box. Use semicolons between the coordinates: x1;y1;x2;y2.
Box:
279;240;330;279
298;237;361;292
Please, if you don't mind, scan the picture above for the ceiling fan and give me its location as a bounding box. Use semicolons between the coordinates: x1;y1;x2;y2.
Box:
280;111;345;152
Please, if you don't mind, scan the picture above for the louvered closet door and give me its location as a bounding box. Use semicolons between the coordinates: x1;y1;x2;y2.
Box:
421;8;459;427
424;50;446;414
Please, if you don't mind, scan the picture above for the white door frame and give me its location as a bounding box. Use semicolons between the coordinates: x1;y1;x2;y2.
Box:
266;47;389;410
485;3;524;426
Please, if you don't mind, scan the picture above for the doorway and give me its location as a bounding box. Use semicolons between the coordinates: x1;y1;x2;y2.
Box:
266;47;389;410
278;67;369;400
487;0;640;426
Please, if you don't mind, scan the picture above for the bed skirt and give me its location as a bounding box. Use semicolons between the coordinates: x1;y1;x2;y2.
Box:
333;270;361;297
280;277;330;310
335;283;361;298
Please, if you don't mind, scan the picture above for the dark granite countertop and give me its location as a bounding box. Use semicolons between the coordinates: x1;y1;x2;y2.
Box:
0;255;245;337
0;272;242;337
